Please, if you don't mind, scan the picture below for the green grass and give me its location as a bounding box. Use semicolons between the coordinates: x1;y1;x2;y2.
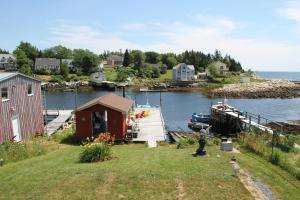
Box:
104;68;117;81
0;144;252;200
157;69;172;81
1;138;299;199
238;151;300;200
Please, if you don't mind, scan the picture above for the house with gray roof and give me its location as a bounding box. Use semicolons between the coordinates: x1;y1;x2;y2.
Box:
172;63;195;81
107;55;124;66
35;58;60;72
0;54;16;70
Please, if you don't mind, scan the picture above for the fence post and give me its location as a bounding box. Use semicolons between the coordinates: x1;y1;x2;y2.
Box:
258;115;260;124
248;116;251;132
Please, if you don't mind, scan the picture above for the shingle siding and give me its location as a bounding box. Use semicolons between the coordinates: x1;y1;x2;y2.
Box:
0;75;43;142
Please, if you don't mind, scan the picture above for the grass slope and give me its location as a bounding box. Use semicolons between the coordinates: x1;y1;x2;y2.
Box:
0;144;251;200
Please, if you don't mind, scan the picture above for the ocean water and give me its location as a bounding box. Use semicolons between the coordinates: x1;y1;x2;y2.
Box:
256;71;300;81
46;89;300;131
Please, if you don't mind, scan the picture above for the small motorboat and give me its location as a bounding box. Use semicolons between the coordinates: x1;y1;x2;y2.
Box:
191;113;210;123
188;121;209;131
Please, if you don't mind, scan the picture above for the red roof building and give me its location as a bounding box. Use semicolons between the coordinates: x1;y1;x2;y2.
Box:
75;93;134;141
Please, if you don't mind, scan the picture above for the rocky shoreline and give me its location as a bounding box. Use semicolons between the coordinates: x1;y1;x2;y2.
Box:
210;80;300;98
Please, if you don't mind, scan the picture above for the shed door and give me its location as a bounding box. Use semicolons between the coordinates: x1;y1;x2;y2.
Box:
12;115;21;141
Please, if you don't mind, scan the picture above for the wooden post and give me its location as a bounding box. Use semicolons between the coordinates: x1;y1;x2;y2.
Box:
248;116;251;132
258;115;261;125
160;90;162;107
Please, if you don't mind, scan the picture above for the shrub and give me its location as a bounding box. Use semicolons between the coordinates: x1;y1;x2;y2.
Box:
269;149;281;165
79;133;114;163
0;139;46;165
177;137;198;149
50;75;65;83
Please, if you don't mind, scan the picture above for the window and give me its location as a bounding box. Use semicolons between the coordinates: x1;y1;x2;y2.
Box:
27;84;33;95
1;87;8;101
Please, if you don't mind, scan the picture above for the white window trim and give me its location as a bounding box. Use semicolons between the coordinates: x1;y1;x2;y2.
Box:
2;98;10;102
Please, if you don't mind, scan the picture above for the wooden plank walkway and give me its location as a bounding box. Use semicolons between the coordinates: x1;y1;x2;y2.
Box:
133;107;166;145
211;105;274;134
44;110;73;135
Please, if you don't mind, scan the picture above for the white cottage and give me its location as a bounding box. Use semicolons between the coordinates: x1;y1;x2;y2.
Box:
172;63;195;81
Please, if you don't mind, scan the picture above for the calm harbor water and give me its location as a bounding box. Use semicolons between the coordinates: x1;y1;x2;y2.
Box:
256;71;300;81
45;89;300;131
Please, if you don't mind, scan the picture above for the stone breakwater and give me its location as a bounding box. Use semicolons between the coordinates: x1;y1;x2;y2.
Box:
44;81;90;90
210;80;300;98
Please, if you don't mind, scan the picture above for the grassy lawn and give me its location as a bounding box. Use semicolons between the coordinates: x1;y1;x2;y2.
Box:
104;68;117;81
158;69;172;82
0;144;252;200
238;151;300;200
1;138;299;200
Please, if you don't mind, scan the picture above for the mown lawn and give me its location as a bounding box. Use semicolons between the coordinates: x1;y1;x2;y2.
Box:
1;142;299;199
0;144;252;200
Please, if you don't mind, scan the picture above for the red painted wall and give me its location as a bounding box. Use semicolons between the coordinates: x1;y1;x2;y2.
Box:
76;104;127;141
0;75;43;142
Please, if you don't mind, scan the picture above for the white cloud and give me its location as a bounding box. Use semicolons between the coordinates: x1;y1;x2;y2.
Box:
50;19;300;71
122;23;145;31
277;0;300;33
50;24;137;52
195;14;236;30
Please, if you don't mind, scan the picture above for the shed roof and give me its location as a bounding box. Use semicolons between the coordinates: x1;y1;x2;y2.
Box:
35;58;60;66
0;72;41;82
76;93;134;113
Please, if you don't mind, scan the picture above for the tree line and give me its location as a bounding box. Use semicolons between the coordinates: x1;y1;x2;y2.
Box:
2;41;243;77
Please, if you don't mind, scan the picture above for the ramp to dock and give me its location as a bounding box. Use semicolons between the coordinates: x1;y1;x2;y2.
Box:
133;107;166;143
44;110;73;135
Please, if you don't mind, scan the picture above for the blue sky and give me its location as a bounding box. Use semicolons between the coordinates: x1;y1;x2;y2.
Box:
1;0;300;71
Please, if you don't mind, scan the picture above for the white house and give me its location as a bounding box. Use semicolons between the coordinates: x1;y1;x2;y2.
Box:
0;54;16;70
172;63;195;81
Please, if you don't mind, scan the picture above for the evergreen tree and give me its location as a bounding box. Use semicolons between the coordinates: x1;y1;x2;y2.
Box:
123;49;131;67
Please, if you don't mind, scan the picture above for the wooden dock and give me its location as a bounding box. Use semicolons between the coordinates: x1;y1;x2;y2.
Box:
133;107;166;147
44;109;73;135
211;103;278;134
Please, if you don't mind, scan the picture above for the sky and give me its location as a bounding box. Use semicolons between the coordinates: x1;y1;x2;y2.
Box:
1;0;300;71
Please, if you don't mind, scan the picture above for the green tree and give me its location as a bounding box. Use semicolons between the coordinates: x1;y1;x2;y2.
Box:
123;49;131;67
145;51;160;63
131;50;145;69
14;49;33;75
152;67;160;78
165;56;178;69
116;67;135;82
73;49;99;75
0;49;9;54
14;41;39;61
207;63;220;78
43;45;73;59
60;62;69;79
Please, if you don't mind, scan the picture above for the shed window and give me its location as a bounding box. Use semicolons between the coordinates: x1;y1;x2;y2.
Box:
1;87;8;100
28;84;33;95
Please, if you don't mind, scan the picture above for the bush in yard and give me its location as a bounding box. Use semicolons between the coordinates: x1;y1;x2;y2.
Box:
0;139;46;165
177;136;198;149
79;133;114;163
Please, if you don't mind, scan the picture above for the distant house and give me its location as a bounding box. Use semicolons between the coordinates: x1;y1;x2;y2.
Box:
75;93;134;141
206;61;229;76
107;55;124;66
0;73;44;142
172;63;195;81
61;59;75;71
0;54;16;70
35;58;60;72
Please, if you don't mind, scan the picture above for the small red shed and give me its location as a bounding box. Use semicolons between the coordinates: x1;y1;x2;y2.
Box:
75;93;134;141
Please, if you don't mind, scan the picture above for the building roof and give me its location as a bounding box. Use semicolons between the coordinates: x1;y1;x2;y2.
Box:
35;58;60;66
0;72;41;82
76;93;134;113
107;55;124;62
173;63;195;70
0;54;16;62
